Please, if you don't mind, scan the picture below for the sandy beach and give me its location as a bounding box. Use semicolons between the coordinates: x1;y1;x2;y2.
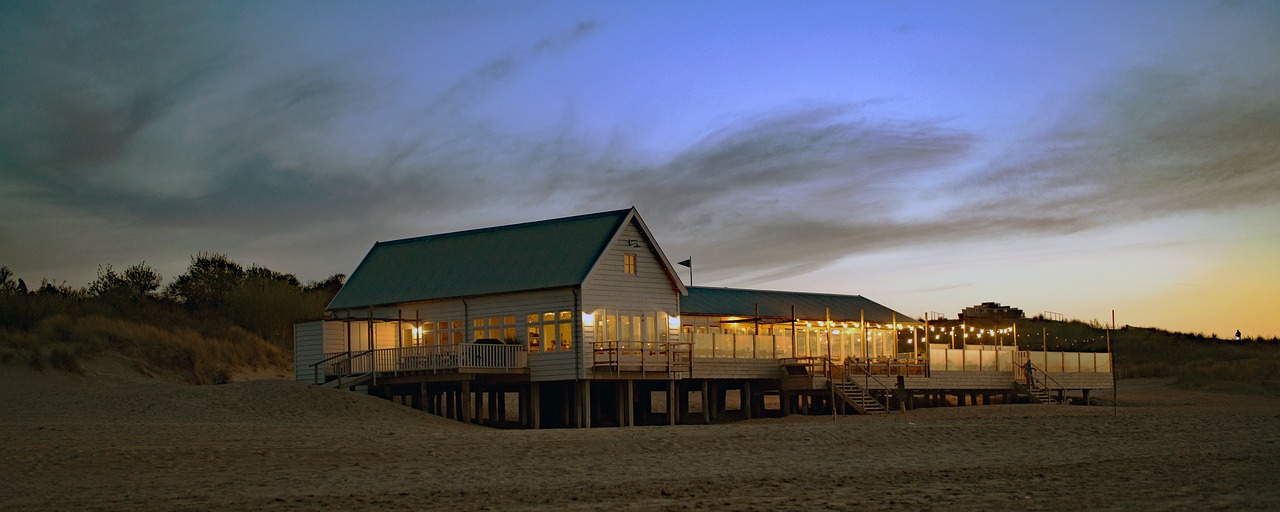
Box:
2;359;1278;511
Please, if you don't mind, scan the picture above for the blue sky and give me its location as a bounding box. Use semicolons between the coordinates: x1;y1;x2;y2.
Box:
2;1;1278;337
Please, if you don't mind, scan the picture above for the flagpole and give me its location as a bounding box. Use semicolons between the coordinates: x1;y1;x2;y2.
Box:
1111;309;1117;417
677;257;692;286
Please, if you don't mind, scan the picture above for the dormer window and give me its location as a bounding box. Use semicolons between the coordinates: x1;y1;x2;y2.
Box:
624;253;636;275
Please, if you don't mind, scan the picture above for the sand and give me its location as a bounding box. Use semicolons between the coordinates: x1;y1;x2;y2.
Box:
2;359;1278;511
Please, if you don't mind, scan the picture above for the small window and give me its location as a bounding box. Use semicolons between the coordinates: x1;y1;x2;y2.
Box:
624;253;636;275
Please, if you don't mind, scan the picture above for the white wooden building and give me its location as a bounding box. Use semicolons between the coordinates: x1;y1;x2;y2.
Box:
295;207;1113;428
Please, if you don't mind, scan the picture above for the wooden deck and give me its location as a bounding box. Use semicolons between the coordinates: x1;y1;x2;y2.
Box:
315;346;1114;428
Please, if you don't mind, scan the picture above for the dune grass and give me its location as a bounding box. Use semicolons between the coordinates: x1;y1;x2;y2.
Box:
0;314;287;384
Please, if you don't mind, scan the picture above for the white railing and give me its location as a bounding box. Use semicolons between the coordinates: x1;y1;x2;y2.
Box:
1024;351;1112;373
324;343;528;376
591;340;692;373
927;345;1110;373
690;333;795;359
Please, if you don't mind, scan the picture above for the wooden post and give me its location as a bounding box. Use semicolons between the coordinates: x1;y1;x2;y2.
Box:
473;386;483;424
626;380;635;427
530;383;541;429
583;380;592;429
460;381;472;423
615;382;625;427
670;378;680;424
499;391;508;423
743;381;753;420
717;385;727;417
701;380;711;424
567;382;577;427
678;381;690;424
518;385;529;427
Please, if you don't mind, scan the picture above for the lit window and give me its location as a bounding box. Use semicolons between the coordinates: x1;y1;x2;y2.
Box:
624;253;636;275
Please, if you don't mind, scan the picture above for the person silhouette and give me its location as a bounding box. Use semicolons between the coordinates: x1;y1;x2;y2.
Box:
1235;330;1242;341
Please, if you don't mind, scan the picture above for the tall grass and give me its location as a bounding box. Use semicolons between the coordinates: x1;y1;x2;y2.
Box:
0;314;287;384
1;258;339;383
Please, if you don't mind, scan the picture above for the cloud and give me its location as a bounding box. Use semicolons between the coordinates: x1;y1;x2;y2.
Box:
969;67;1280;231
597;67;1280;285
0;4;602;238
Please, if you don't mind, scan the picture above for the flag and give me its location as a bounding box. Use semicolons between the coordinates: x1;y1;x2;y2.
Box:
677;258;691;267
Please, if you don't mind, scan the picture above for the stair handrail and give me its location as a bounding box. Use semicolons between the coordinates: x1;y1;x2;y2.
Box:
828;357;891;413
843;358;895;391
1021;361;1067;404
310;350;359;384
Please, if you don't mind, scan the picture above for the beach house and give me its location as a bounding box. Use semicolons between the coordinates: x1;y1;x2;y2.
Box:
294;207;1113;428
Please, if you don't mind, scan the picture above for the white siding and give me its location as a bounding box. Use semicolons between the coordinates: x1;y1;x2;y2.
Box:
293;321;324;383
377;289;583;381
582;218;681;313
581;218;682;379
528;351;579;382
293;321;347;383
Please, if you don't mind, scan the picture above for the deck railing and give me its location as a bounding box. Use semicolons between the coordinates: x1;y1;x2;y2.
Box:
591;340;692;374
845;357;930;377
322;343;528;377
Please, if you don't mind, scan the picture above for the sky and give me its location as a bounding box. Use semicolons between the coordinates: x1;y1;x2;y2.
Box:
2;1;1278;338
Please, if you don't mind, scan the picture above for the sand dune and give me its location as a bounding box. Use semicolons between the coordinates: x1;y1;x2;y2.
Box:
2;359;1278;511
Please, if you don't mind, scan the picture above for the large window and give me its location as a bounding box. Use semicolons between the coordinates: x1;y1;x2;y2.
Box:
594;309;669;342
473;316;517;342
527;311;572;352
401;319;464;346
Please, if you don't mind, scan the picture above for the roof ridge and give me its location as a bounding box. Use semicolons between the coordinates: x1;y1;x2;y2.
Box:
375;208;633;247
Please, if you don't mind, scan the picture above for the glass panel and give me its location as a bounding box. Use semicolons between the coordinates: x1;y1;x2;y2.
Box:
559;322;572;351
452;320;463;329
605;312;618;341
980;349;996;372
1095;353;1111;372
775;336;792;358
930;350;946;371
437;321;449;330
755;335;773;359
714;333;733;358
1064;353;1080;372
504;315;516;325
620;315;634;341
504;327;516;342
644;314;656;342
1047;352;1064;372
731;334;749;358
543;324;556;352
543;312;556;323
692;333;713;357
527;325;541;351
657;312;668;342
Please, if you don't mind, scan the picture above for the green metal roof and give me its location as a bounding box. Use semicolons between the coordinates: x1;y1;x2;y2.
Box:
682;286;921;326
327;209;632;310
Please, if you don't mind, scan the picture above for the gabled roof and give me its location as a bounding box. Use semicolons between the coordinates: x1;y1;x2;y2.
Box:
682;286;920;326
329;209;635;311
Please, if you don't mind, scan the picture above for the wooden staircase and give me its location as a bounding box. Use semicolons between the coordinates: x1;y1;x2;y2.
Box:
1016;359;1063;405
324;372;373;390
1018;381;1060;404
830;379;888;414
